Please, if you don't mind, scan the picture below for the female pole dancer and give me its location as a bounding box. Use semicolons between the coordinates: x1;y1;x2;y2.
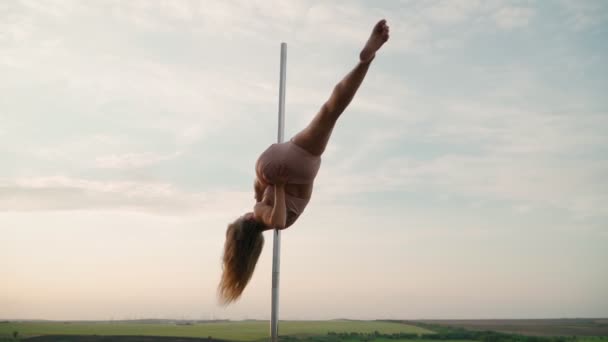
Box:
219;19;390;304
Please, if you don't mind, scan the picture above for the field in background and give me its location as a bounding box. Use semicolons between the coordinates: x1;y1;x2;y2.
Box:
2;319;607;341
415;319;608;337
0;320;432;341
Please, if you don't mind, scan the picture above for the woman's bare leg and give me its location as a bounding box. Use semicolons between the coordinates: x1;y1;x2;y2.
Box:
292;19;390;156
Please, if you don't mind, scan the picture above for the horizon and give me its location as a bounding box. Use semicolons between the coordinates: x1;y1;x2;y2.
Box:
3;317;607;322
2;0;607;321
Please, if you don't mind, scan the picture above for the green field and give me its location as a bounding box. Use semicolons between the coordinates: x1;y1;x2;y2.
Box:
0;320;433;341
373;340;475;342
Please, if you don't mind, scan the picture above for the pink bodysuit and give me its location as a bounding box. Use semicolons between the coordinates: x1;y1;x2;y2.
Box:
255;139;321;221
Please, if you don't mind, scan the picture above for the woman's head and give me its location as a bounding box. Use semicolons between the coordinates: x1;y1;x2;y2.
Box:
218;212;265;304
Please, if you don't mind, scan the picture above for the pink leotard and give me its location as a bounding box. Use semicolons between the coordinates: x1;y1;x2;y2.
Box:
255;139;321;220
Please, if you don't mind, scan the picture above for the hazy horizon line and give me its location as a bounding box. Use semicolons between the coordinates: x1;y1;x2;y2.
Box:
3;317;606;322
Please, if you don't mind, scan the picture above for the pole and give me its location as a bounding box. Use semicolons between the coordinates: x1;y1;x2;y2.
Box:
271;42;287;342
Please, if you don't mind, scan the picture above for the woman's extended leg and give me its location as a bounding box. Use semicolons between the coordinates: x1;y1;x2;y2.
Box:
292;19;390;156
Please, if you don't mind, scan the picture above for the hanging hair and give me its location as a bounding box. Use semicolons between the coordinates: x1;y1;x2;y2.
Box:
218;213;266;304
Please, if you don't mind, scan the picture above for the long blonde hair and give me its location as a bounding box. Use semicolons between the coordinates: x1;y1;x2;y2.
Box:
218;214;265;304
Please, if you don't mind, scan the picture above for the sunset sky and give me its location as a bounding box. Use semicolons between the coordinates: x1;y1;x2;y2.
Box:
1;0;607;320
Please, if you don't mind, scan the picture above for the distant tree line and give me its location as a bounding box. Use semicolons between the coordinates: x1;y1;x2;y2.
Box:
279;327;581;342
410;322;578;342
327;331;574;342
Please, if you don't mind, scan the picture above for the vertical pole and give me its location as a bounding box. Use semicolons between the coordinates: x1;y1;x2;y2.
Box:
271;42;287;342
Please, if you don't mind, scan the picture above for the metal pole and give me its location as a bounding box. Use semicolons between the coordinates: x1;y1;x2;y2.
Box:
271;42;287;342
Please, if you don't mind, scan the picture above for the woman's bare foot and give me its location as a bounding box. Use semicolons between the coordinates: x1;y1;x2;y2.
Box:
360;19;390;63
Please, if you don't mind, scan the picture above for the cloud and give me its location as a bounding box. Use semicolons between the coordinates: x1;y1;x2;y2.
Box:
559;0;608;31
0;176;251;216
493;5;535;30
424;0;482;24
0;176;194;213
317;151;608;221
311;56;608;221
1;1;607;322
315;100;608;220
2;0;606;222
30;135;125;162
93;152;182;169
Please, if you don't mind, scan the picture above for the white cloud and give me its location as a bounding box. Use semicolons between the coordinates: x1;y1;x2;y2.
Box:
559;0;608;31
93;152;181;169
1;0;607;321
1;1;606;220
493;5;535;30
0;176;251;216
311;53;608;221
14;0;78;17
318;151;608;221
30;135;125;162
316;100;608;220
424;0;482;24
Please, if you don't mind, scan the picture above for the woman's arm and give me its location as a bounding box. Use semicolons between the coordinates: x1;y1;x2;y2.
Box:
269;165;289;229
253;166;289;230
253;186;287;230
269;184;287;229
254;178;265;202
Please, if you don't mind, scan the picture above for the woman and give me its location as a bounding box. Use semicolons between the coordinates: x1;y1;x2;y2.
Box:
219;19;390;304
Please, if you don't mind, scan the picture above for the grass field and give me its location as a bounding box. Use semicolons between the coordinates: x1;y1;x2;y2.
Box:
416;319;608;337
0;321;433;341
372;340;475;342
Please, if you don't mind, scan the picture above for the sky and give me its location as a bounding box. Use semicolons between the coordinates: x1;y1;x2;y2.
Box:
1;0;607;321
